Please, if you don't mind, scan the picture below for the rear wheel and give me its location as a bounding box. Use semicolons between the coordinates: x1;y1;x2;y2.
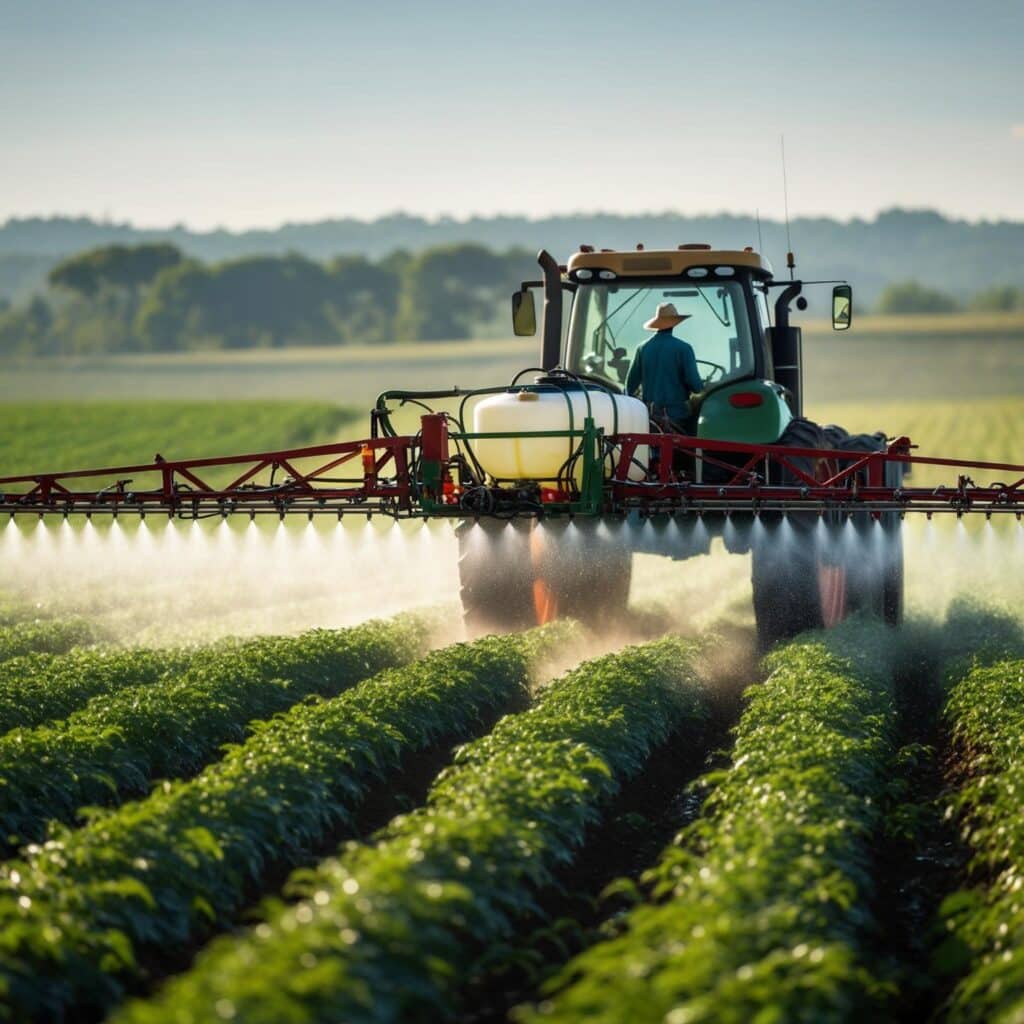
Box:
751;419;904;650
822;425;904;626
751;418;840;650
457;518;632;635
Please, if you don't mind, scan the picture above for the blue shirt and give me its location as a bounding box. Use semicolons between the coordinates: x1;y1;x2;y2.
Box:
625;329;703;422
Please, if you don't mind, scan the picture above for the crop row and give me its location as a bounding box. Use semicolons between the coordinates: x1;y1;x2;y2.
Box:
0;595;49;628
0;646;194;734
0;618;95;665
113;635;711;1024
527;621;900;1024
0;615;429;851
0;623;575;1021
932;603;1024;1023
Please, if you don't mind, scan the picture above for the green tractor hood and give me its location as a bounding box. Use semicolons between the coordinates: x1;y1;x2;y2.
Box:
696;379;792;444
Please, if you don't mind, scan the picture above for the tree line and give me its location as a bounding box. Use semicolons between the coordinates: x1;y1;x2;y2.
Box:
0;243;534;356
0;240;1021;357
876;280;1024;315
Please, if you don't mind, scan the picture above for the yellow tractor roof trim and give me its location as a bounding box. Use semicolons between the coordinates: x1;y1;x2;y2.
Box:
567;248;772;277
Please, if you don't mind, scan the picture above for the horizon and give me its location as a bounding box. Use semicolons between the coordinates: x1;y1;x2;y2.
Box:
4;204;1023;237
2;0;1022;230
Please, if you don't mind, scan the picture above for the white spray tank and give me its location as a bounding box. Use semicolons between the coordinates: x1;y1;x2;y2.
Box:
471;380;649;485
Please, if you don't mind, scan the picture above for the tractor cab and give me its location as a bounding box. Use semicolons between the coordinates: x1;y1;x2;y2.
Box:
564;247;771;394
513;244;853;444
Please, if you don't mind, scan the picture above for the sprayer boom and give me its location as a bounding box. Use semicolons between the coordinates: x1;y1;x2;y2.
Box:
2;412;1021;521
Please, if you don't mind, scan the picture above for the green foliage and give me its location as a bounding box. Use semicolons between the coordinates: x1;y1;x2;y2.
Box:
524;621;900;1024
0;646;191;734
0;616;427;850
968;285;1024;313
48;244;183;297
112;635;709;1024
0;596;46;628
2;242;532;355
394;243;512;341
931;606;1024;1022
0;401;355;479
0;624;574;1021
0;618;95;664
875;279;959;315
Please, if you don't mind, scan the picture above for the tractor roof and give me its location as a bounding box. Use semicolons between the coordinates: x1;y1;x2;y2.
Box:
566;246;772;279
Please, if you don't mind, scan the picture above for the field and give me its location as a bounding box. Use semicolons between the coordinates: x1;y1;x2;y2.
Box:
0;401;358;478
0;315;1021;1021
1;314;1023;405
1;596;1023;1021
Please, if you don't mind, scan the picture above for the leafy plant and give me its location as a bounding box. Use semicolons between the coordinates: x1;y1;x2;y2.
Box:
521;620;901;1024
932;604;1024;1022
0;623;574;1021
0;646;192;734
0;618;95;664
0;615;428;850
110;636;709;1024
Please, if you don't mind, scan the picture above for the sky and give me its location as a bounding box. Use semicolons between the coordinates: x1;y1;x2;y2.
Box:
2;0;1022;230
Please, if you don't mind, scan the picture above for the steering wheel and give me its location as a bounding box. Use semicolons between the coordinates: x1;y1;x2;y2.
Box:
697;359;726;383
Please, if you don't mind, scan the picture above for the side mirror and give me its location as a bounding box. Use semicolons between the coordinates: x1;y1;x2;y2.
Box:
512;288;537;336
832;284;852;331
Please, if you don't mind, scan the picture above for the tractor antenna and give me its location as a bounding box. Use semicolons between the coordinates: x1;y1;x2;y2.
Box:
755;207;764;255
781;135;795;279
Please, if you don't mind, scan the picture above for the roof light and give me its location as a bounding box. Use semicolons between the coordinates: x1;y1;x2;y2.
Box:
729;392;764;409
575;268;594;280
687;268;709;278
598;269;617;280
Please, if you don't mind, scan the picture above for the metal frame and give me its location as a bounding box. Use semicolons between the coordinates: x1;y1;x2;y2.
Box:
2;419;1021;519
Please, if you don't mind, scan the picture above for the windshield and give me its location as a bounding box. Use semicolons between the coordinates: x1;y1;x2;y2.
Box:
566;279;756;390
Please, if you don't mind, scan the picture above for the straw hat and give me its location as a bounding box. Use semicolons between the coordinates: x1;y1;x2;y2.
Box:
644;302;691;331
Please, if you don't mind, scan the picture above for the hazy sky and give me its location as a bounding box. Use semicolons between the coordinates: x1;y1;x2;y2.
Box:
2;0;1022;229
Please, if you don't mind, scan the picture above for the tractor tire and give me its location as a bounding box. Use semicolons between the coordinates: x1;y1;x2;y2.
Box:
751;418;839;650
751;420;905;650
457;518;632;636
821;425;904;626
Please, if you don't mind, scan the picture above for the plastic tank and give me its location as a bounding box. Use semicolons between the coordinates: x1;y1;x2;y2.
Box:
472;386;649;484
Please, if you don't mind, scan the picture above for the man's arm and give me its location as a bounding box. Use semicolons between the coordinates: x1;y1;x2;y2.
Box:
626;346;643;397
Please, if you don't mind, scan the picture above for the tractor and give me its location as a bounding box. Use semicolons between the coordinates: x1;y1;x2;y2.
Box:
453;244;901;647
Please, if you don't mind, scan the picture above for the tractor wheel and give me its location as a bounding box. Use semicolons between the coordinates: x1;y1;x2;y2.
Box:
751;418;841;650
822;426;904;626
457;518;632;636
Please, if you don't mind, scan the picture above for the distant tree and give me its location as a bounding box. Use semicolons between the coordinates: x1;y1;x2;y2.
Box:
394;244;528;341
0;295;53;355
876;280;959;315
49;243;184;297
969;284;1024;313
324;256;400;344
134;260;210;351
138;254;339;350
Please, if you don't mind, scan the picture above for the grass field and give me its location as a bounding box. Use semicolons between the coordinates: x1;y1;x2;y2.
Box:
0;401;358;477
1;313;1022;404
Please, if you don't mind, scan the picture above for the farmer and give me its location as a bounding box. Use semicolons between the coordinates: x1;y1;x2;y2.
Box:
626;301;703;432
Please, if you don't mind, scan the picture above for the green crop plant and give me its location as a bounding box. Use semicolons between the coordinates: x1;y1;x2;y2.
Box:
0;595;49;627
0;646;193;734
932;606;1024;1022
111;635;710;1024
0;623;576;1022
522;620;900;1024
0;618;95;664
0;615;428;851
